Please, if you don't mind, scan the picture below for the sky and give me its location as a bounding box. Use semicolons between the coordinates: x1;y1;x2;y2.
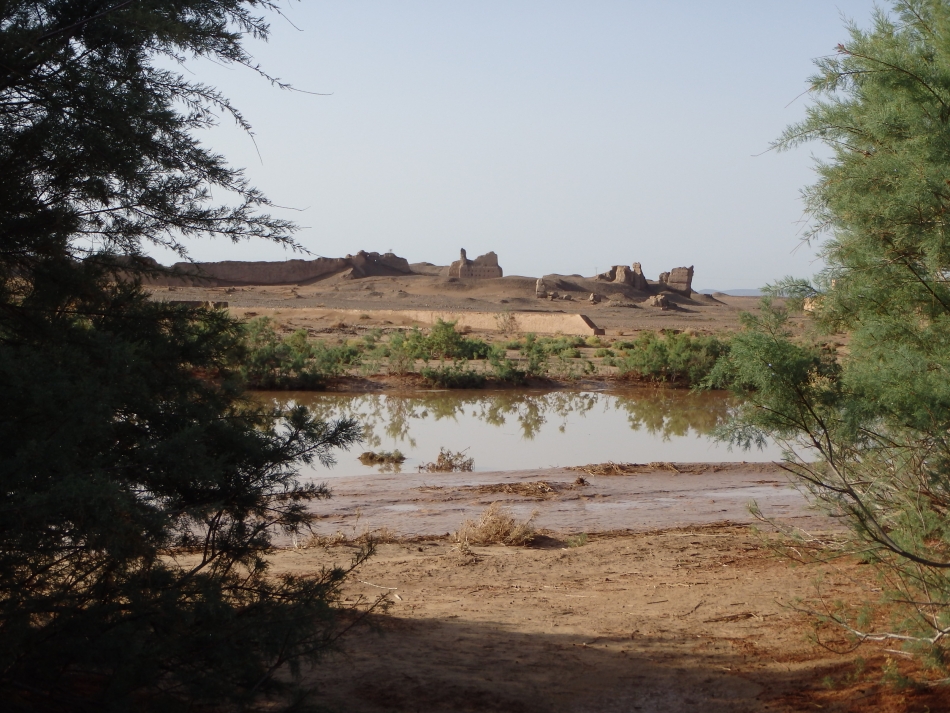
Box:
149;1;881;289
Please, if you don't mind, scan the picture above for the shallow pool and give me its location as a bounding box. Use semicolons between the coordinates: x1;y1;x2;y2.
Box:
259;389;782;477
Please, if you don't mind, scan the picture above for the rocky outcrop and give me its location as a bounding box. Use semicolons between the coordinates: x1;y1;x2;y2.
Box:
448;249;503;279
647;294;671;310
146;251;412;286
536;278;548;298
658;266;693;296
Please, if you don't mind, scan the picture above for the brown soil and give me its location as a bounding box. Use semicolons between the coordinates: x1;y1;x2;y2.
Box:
273;525;949;712
151;273;804;337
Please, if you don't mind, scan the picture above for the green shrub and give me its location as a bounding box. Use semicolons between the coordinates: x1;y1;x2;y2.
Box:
422;319;492;360
518;334;549;377
593;348;614;358
488;348;529;385
241;318;361;388
362;328;384;349
616;330;728;386
420;361;487;388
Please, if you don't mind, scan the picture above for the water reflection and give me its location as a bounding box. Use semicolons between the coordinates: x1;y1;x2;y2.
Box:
259;389;770;476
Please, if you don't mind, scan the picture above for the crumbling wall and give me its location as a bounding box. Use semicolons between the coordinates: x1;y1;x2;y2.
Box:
630;262;648;291
448;249;503;278
658;266;694;296
596;263;649;291
146;250;412;286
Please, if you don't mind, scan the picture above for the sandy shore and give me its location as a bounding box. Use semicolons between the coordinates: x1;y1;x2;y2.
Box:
309;462;831;540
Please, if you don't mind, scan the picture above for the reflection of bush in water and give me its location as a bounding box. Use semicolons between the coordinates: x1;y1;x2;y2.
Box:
616;391;733;439
262;390;734;446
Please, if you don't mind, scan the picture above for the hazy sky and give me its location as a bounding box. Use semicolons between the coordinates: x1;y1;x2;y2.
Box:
150;1;880;289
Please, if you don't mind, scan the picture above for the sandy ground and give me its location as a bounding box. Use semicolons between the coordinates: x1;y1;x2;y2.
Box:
274;527;949;713
151;273;807;336
307;462;829;539
262;463;950;712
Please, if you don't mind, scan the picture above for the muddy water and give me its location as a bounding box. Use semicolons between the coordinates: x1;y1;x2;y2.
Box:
259;389;782;478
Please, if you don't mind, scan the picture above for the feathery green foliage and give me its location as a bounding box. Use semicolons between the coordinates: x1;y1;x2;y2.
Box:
615;331;728;386
716;0;950;666
420;361;488;388
242;317;361;388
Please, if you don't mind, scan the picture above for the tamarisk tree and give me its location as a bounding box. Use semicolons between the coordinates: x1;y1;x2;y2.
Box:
0;1;361;710
711;0;950;667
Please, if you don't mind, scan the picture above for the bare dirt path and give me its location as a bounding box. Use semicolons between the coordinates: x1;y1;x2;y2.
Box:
274;527;947;712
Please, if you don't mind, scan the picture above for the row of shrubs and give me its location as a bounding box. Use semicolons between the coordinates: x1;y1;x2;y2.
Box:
238;317;730;390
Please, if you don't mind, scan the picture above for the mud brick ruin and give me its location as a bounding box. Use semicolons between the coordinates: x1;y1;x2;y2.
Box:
448;249;503;279
595;263;648;291
142;250;412;286
596;262;693;296
658;266;694;296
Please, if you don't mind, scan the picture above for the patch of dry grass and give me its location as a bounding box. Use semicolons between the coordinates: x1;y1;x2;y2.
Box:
461;479;588;499
454;502;537;546
304;526;404;548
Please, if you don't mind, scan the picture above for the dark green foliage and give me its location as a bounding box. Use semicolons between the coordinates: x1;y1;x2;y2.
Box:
363;321;490;376
517;335;549;377
241;318;361;388
616;331;729;386
717;1;950;666
514;334;555;377
487;347;529;385
0;1;364;709
517;334;585;359
1;272;364;711
420;361;488;389
416;319;492;361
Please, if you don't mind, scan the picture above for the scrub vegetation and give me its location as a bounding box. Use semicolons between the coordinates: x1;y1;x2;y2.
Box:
237;318;730;389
